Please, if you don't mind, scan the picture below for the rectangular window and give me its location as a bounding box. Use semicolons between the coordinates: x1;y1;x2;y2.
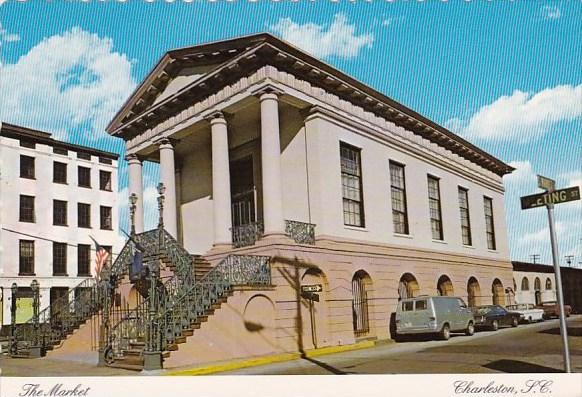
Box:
484;197;496;250
99;170;112;191
53;200;68;226
78;203;91;228
340;143;365;227
53;146;68;156
19;195;35;223
100;206;112;230
19;240;35;275
389;161;409;234
428;176;444;240
53;242;68;276
20;155;35;179
458;187;472;246
78;166;91;188
20;140;36;149
99;157;112;165
53;162;67;184
77;244;91;276
77;152;91;161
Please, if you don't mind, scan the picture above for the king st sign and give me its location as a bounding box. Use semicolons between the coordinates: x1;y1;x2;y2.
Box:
520;186;581;210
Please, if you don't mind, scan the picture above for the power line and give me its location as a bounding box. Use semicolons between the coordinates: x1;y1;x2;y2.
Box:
1;227;123;258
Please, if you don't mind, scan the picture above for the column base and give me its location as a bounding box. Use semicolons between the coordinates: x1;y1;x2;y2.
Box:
28;346;43;358
143;351;164;371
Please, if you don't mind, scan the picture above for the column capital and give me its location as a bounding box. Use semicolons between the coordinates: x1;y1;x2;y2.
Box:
154;137;178;148
124;153;144;163
252;85;284;101
204;110;227;124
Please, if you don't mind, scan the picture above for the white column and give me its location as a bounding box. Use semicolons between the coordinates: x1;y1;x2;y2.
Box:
258;88;285;236
126;154;144;233
209;112;233;246
158;138;178;238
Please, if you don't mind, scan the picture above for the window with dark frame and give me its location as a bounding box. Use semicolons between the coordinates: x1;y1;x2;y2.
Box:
53;162;67;184
53;200;68;226
19;240;35;275
484;197;496;250
20;140;36;149
340;143;365;227
428;176;444;240
53;146;68;156
99;170;112;191
77;152;91;161
458;187;472;246
20;155;35;179
78;166;91;188
19;195;35;223
78;203;91;228
100;206;112;230
77;244;91;276
99;157;112;165
389;161;409;234
53;242;68;276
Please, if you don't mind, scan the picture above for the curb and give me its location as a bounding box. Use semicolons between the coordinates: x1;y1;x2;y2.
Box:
166;340;380;376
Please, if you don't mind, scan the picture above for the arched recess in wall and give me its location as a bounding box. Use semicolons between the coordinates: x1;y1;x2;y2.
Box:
534;277;542;305
352;270;373;338
300;268;330;350
437;275;454;296
492;279;505;306
521;277;529;291
545;278;552;290
243;294;277;356
467;277;481;307
398;273;420;300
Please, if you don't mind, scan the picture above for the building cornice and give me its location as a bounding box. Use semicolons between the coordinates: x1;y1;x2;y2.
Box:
0;122;119;160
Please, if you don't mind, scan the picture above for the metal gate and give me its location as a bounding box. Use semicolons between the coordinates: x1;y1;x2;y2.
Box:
352;275;369;337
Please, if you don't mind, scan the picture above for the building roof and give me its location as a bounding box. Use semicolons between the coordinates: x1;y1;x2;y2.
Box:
0;122;119;160
106;33;513;176
512;261;582;274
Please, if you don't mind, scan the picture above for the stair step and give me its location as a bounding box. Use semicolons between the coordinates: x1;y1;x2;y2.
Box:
166;344;178;351
181;329;194;337
107;361;143;371
122;349;143;356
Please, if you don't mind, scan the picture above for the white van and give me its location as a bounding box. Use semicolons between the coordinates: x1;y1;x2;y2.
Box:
395;296;475;340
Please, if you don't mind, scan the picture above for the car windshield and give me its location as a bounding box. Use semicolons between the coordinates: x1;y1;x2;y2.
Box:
473;306;492;314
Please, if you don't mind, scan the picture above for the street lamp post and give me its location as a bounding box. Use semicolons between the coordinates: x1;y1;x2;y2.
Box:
10;283;17;355
29;280;42;357
129;193;138;236
157;183;166;249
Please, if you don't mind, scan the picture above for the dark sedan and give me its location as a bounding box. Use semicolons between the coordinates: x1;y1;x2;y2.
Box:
471;305;520;331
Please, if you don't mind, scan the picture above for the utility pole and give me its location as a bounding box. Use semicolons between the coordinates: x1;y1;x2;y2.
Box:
530;254;540;264
564;255;574;267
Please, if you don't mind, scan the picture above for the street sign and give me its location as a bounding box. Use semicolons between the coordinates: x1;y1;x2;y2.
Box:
301;284;322;293
301;291;320;302
537;175;555;191
520;186;580;210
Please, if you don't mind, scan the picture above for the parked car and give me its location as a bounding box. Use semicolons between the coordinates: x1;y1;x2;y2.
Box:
506;304;544;323
395;296;475;341
536;301;572;319
471;305;520;331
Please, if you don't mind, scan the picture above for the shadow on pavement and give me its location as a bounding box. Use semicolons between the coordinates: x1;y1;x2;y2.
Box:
483;359;563;373
301;356;353;375
539;327;582;337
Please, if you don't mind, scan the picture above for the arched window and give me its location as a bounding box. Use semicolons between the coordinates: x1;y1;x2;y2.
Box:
398;273;420;299
352;271;372;337
534;277;541;291
467;277;481;308
521;277;529;291
492;279;505;306
437;275;454;296
545;278;552;290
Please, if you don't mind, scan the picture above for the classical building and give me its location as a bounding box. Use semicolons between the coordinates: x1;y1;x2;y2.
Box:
0;122;119;330
8;33;516;369
512;261;582;313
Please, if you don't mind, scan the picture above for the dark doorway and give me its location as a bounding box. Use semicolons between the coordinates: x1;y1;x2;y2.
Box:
230;156;256;227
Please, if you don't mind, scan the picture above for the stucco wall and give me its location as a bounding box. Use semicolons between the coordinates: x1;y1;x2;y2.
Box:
513;270;556;305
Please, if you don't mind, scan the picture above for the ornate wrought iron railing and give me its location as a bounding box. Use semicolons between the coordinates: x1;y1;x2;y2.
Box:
231;222;264;248
160;230;194;280
285;220;316;245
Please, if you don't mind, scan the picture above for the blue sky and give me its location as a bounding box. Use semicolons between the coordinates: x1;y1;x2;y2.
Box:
1;0;580;266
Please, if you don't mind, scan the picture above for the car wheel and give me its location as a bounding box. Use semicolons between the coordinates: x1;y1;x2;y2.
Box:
440;324;451;340
528;316;532;324
491;320;499;331
511;317;518;327
465;322;475;336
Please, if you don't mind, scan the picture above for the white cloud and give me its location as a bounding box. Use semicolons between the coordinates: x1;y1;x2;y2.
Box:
541;6;561;20
446;84;582;142
0;27;135;141
0;22;19;44
270;14;374;59
504;160;537;186
518;222;566;246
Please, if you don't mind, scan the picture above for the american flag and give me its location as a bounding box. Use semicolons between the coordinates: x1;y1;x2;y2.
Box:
90;236;110;281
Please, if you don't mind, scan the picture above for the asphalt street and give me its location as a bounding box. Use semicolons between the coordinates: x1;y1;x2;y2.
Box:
223;315;582;375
